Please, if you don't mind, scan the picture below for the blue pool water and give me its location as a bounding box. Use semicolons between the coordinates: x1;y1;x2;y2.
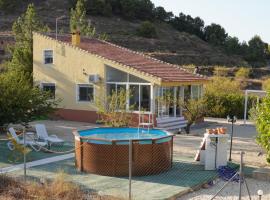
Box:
78;128;172;144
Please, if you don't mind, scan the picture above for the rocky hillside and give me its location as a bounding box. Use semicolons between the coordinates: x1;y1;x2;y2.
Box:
0;0;246;66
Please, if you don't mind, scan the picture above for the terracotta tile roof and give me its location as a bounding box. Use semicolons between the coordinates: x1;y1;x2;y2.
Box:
51;34;207;83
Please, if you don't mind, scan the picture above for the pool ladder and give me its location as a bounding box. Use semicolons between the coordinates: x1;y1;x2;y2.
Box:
138;112;154;133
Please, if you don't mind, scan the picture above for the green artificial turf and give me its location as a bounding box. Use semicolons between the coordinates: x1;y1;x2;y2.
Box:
0;140;74;168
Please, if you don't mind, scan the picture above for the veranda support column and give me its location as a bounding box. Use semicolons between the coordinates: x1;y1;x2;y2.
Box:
151;85;155;123
173;87;177;117
180;86;184;116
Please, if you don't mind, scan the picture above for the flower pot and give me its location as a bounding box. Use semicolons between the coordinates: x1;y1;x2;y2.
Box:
16;131;22;136
218;127;227;134
206;129;215;134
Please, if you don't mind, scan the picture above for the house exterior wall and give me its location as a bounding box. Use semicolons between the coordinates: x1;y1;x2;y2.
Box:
33;33;206;123
33;33;159;123
33;33;105;112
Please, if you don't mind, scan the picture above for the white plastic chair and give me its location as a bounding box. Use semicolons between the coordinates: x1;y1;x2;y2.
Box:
7;127;46;152
35;124;64;146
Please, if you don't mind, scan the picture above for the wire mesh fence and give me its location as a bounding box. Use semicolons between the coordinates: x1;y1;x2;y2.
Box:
0;126;224;200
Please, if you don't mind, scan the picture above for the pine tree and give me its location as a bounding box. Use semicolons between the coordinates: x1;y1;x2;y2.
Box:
70;0;95;37
8;4;48;76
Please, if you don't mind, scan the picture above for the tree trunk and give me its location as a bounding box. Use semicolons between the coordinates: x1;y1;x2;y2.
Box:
185;123;192;134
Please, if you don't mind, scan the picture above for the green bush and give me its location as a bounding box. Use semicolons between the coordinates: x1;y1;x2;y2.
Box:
178;98;206;134
252;92;270;163
213;66;229;77
96;88;134;127
235;67;250;79
0;70;58;127
262;78;270;91
204;93;245;118
137;21;157;38
204;77;256;118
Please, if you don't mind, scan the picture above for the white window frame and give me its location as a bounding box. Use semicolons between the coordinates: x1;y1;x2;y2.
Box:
106;81;152;114
40;82;56;99
43;49;54;65
191;84;203;99
76;84;95;103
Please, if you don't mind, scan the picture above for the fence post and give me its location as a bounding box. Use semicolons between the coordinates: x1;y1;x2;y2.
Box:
239;151;244;200
23;127;26;182
79;137;83;171
129;139;132;200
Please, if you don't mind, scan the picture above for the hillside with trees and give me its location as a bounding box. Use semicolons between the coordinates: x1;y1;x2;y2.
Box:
0;0;269;67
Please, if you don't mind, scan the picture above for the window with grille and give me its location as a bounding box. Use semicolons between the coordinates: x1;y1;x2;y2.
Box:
42;83;56;99
77;84;94;102
44;50;53;64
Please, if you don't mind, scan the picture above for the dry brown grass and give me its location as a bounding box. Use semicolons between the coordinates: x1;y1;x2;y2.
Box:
28;173;86;200
0;174;27;200
0;173;86;200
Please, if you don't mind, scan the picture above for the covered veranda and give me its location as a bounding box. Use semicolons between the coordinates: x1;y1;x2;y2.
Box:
105;65;207;129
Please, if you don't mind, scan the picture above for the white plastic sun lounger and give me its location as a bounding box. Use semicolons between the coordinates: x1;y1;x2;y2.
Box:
7;127;47;152
35;124;64;146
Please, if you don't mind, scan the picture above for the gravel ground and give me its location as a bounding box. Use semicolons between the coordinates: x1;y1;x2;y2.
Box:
178;178;270;200
175;119;268;168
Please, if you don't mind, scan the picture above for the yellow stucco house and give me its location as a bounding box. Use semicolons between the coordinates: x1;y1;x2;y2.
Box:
33;32;207;129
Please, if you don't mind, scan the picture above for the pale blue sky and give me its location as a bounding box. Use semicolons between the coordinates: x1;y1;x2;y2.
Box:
152;0;270;43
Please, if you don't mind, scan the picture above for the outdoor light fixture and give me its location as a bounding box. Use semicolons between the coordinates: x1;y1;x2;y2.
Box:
227;115;237;161
257;189;263;200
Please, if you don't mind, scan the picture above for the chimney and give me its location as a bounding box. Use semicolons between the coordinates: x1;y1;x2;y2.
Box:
71;31;80;46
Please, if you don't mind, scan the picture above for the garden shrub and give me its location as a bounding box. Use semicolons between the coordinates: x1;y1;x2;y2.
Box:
205;76;241;94
204;76;256;118
235;67;250;79
179;98;207;134
204;93;245;118
252;92;270;163
137;21;157;38
96;88;134;127
0;70;58;128
213;66;229;77
262;78;270;91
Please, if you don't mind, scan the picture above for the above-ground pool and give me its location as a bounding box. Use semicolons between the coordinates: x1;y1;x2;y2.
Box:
74;127;174;176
